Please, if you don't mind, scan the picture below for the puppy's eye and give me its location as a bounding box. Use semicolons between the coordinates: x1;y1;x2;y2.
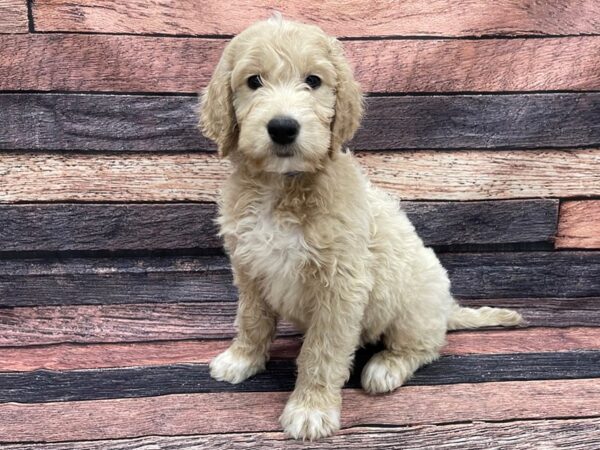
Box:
305;75;321;89
247;75;263;90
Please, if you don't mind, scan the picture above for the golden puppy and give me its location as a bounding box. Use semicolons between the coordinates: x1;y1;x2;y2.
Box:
200;15;522;441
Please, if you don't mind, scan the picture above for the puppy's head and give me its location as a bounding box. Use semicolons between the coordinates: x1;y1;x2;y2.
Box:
200;15;363;175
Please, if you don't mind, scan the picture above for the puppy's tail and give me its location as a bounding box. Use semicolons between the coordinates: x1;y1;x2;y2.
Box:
447;302;524;330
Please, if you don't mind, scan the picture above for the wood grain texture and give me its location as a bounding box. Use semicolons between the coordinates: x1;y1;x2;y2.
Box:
0;297;599;347
2;93;599;151
0;0;28;33
1;34;600;93
2;150;599;202
5;418;600;449
1;351;599;403
557;201;600;249
1;252;599;308
1;327;597;372
31;0;600;37
0;303;297;346
0;379;598;442
0;200;558;252
0;203;222;251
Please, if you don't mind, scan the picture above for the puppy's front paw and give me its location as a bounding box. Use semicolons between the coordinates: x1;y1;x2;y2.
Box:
280;397;340;441
209;347;265;384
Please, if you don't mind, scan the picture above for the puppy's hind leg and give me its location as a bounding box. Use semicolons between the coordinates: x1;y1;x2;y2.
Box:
361;314;446;395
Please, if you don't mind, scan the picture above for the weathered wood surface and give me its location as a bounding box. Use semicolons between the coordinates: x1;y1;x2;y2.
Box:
6;418;599;449
0;0;28;33
0;200;558;252
557;201;600;249
1;252;599;308
3;93;600;151
1;351;599;403
0;298;598;347
3;327;598;372
0;379;598;442
2;35;600;93
31;0;600;37
0;203;222;251
2;150;599;202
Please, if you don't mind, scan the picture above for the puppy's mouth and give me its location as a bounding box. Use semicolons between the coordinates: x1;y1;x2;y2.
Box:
272;144;295;158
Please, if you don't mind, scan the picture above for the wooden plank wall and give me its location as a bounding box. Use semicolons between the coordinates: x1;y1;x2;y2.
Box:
0;1;600;448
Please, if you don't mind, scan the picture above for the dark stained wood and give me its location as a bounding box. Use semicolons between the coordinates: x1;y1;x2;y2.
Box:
1;253;599;309
0;200;558;252
2;93;600;151
401;199;558;246
442;252;600;299
1;34;599;93
0;0;28;33
2;150;600;202
4;327;596;372
5;418;599;449
0;203;222;251
557;201;600;249
0;252;599;308
0;379;598;442
31;0;600;37
1;351;598;403
0;256;237;307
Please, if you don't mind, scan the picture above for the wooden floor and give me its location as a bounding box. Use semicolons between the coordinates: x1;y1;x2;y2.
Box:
1;0;600;448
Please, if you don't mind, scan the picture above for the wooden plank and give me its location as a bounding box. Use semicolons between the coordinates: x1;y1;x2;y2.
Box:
1;35;600;93
557;201;600;249
2;93;600;151
0;200;558;252
31;0;600;37
0;303;298;346
0;379;598;442
3;327;596;372
5;418;599;449
1;351;599;403
1;252;599;308
0;203;222;251
0;0;28;33
33;0;600;37
1;150;599;202
441;252;600;299
0;297;598;347
1;252;599;309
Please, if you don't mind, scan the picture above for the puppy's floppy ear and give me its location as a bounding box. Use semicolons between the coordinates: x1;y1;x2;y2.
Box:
328;38;364;154
200;43;237;158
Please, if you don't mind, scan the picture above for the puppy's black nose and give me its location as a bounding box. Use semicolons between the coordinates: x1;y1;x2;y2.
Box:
267;116;300;145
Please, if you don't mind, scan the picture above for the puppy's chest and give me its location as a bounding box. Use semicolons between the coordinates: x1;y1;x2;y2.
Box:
224;200;313;316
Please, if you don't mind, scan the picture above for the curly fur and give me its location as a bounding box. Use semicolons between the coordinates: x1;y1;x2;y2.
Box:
200;15;523;441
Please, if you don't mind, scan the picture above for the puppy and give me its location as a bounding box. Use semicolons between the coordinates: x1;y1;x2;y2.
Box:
200;15;523;440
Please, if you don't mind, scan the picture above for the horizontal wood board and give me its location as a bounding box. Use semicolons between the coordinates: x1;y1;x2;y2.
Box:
1;298;599;346
2;93;599;151
3;418;599;449
0;200;558;252
557;201;600;249
0;379;598;442
31;0;600;37
1;35;600;93
1;327;598;372
2;150;599;202
1;252;598;308
0;0;28;33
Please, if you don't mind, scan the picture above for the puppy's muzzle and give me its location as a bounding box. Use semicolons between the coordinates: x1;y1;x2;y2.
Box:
268;116;300;155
